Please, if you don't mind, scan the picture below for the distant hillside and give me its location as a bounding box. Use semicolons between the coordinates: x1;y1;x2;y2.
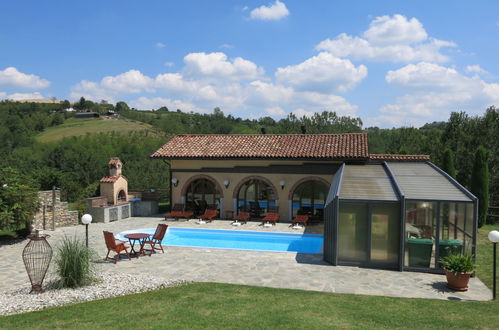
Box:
36;117;163;143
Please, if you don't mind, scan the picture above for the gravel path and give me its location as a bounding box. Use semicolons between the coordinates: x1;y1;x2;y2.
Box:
0;272;186;316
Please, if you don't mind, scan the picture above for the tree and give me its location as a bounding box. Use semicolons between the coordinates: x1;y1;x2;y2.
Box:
61;100;71;110
78;97;86;110
441;148;456;178
0;167;40;233
115;101;130;112
51;113;65;126
471;147;490;227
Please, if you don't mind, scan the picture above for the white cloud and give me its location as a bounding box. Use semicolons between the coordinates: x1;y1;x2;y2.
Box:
164;61;174;67
0;67;50;89
183;52;263;80
101;70;154;93
275;52;367;92
249;80;293;103
69;50;360;119
155;42;166;48
316;14;456;63
250;0;289;21
363;14;427;45
292;108;316;118
70;80;116;103
386;62;474;91
372;62;499;127
2;92;45;100
220;43;234;49
265;106;286;116
130;96;206;112
466;64;488;75
298;91;358;113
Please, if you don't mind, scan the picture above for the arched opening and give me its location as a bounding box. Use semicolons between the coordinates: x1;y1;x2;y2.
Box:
237;179;276;218
292;181;329;223
185;178;221;215
117;190;127;203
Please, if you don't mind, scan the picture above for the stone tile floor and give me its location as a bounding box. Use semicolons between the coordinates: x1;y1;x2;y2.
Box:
0;216;492;301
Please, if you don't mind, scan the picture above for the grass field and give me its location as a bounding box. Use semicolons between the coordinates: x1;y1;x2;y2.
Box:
1;282;498;329
1;225;498;329
475;224;499;289
36;117;162;143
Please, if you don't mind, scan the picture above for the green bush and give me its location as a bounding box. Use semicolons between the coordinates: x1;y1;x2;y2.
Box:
440;253;474;275
54;236;96;288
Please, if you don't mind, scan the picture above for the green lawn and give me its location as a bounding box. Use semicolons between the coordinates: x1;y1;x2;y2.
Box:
1;225;498;329
36;117;162;143
475;224;499;289
1;282;498;329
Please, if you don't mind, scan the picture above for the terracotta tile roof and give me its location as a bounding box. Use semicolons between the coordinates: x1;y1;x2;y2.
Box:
369;154;430;161
100;175;127;183
151;134;369;160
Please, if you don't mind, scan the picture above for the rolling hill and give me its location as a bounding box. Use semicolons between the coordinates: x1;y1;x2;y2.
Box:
36;117;164;143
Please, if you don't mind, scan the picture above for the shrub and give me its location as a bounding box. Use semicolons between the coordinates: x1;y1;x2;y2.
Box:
440;253;474;276
54;236;96;288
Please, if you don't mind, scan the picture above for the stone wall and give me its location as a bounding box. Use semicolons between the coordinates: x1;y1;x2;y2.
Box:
33;190;79;230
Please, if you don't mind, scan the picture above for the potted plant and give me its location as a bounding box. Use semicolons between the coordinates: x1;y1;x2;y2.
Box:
440;253;475;291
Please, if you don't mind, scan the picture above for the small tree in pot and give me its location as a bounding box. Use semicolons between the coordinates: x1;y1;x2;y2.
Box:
440;253;475;291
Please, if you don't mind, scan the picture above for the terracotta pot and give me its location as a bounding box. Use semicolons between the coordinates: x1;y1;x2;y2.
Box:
445;270;472;291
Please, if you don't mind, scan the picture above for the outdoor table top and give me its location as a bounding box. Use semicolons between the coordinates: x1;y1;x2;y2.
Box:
124;233;150;240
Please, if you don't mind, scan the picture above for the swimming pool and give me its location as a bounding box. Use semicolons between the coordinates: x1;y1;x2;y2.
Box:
117;227;323;254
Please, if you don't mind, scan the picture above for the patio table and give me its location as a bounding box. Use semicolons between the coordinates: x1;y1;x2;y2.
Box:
124;233;150;258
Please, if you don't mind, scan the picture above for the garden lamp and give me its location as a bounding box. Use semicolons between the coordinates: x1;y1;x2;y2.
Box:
81;214;93;248
488;230;499;300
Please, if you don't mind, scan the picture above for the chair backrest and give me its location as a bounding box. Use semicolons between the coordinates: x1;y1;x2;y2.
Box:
206;209;217;217
153;224;168;241
239;211;250;218
295;215;309;221
103;231;117;249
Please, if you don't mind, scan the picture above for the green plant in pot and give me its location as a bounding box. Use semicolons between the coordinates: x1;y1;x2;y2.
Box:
439;253;474;291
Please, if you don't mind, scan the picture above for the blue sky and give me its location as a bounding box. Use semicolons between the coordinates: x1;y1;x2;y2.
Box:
1;0;498;127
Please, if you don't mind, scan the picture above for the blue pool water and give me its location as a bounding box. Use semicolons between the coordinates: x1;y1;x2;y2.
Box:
117;227;323;254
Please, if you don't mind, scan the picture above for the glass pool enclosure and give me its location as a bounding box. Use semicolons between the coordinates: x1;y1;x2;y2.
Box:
324;162;477;273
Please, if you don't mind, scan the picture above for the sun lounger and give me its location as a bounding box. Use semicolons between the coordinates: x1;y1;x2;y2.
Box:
234;211;250;224
261;212;279;225
197;208;217;222
291;215;309;226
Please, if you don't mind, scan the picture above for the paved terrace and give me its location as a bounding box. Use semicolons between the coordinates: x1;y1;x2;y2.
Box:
0;217;492;301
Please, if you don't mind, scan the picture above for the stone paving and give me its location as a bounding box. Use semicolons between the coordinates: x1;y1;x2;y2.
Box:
0;216;492;301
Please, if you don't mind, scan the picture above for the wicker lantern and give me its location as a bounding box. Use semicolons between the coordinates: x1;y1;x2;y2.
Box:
22;230;52;293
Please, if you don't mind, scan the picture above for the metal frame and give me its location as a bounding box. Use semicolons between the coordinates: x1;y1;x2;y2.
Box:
384;162;405;271
323;163;345;265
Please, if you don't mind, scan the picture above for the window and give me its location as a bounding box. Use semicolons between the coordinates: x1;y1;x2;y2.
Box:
292;181;329;222
185;178;221;215
237;179;276;218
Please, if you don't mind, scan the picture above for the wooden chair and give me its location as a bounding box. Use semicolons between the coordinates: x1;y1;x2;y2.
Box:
291;215;309;226
197;208;218;222
261;212;279;226
234;211;250;224
142;224;168;256
103;231;131;264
